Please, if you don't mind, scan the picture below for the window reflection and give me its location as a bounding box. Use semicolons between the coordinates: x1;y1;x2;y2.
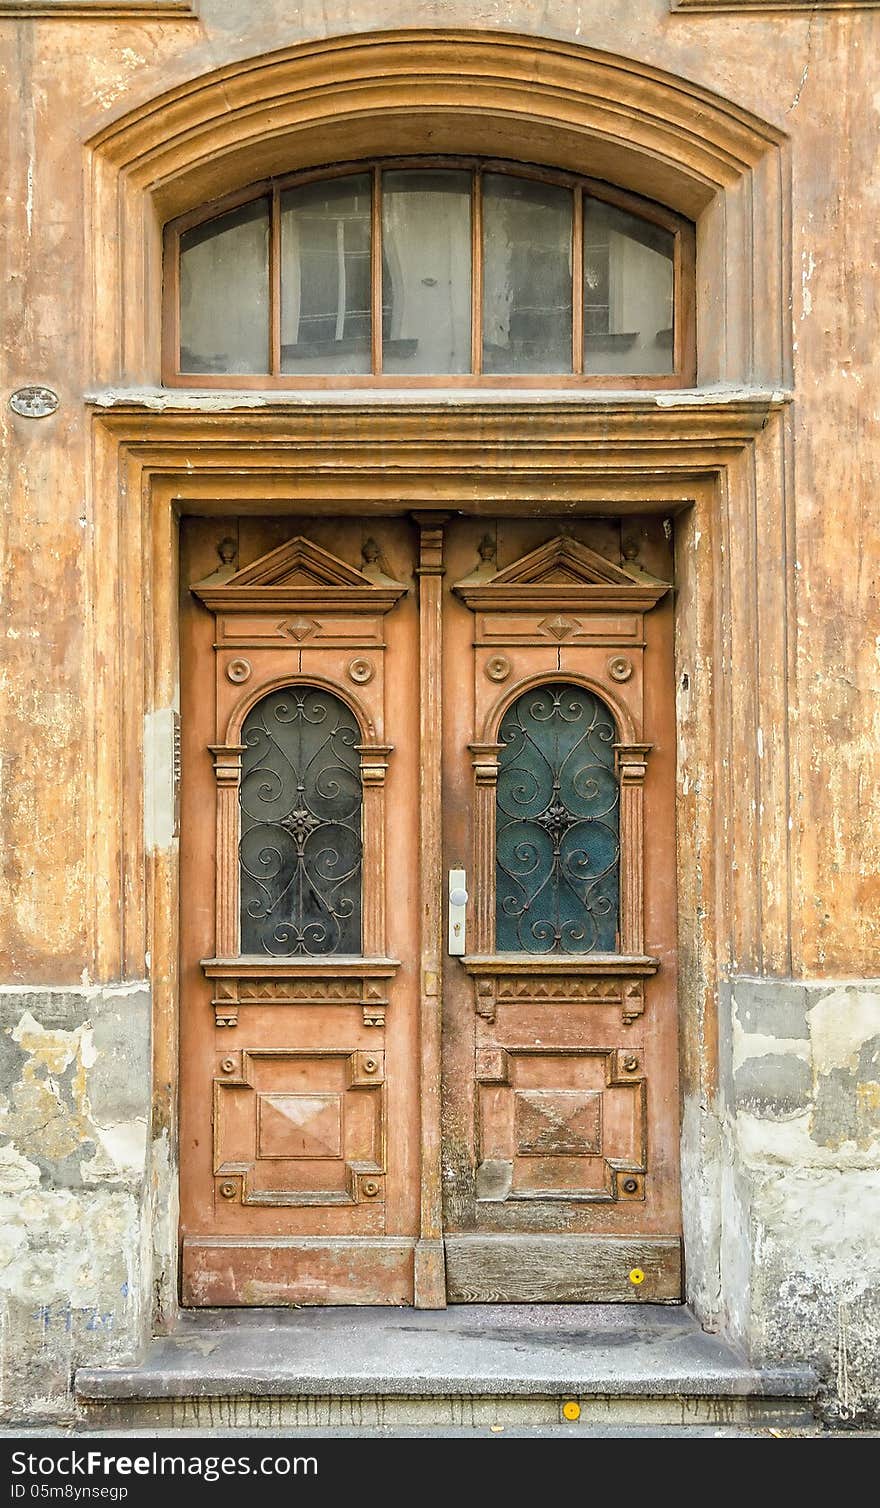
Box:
280;174;372;374
382;170;471;376
482;175;573;374
583;199;674;375
180;199;269;374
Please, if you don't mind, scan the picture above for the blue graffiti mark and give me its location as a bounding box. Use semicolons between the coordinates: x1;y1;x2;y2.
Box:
32;1301;117;1333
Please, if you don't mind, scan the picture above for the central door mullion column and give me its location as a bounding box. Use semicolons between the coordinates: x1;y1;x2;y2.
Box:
413;513;450;1307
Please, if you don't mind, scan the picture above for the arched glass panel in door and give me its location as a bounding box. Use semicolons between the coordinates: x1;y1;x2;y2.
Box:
238;686;363;956
496;683;620;954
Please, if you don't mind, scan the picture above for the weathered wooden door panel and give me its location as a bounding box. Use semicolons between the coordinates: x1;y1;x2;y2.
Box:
178;518;421;1305
440;518;681;1302
444;1235;682;1303
178;514;681;1306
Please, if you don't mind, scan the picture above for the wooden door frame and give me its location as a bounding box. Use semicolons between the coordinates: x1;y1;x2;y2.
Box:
86;391;793;1331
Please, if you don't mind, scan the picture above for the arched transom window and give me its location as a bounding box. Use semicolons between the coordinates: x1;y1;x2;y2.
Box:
165;160;694;388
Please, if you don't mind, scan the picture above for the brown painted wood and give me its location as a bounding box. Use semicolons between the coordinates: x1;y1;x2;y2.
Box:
440;517;682;1301
179;516;421;1306
179;512;681;1306
183;1237;416;1307
161;371;691;391
413;516;449;1308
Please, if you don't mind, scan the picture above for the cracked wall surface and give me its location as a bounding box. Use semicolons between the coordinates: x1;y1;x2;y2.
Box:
719;979;880;1424
0;0;878;1425
0;987;150;1420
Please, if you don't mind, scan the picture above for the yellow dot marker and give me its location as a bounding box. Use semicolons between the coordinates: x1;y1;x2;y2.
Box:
562;1400;581;1421
629;1267;646;1286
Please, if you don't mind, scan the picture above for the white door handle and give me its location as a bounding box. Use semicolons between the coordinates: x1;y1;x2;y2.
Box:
448;868;468;956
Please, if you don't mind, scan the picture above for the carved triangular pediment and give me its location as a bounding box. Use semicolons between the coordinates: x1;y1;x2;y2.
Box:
454;535;669;613
465;536;660;589
192;535;407;615
203;536;378;590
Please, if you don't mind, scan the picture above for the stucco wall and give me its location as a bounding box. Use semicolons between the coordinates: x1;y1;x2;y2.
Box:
0;986;152;1420
718;978;880;1423
0;0;878;1422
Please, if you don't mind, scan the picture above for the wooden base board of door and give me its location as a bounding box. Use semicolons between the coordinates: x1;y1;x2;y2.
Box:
182;1233;680;1307
444;1234;682;1304
413;1237;448;1309
181;1236;416;1307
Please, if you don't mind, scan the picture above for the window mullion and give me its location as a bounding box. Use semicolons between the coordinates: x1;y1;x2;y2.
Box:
673;230;683;377
269;186;281;377
471;168;483;376
572;186;584;376
371;165;383;375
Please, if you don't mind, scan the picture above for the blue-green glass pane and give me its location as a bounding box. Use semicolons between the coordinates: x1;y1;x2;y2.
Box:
495;683;620;954
239;687;362;956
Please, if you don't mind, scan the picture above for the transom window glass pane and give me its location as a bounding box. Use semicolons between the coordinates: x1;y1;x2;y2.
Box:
239;687;363;956
179;198;269;374
171;163;688;384
280;174;372;374
381;170;472;375
583;199;675;375
482;174;573;374
496;683;620;954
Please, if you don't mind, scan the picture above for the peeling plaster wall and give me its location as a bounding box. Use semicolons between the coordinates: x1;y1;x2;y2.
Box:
2;0;878;987
1;0;879;1426
0;986;151;1421
719;979;880;1424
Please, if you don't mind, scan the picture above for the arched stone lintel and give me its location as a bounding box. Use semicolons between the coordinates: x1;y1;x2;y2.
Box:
85;29;790;388
91;32;785;190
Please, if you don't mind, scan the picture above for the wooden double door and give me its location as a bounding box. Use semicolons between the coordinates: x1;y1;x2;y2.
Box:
179;512;681;1306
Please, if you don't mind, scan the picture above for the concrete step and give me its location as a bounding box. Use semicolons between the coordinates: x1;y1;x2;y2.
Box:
75;1304;818;1430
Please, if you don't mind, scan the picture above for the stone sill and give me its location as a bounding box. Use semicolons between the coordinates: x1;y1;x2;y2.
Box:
75;1303;818;1402
85;384;793;414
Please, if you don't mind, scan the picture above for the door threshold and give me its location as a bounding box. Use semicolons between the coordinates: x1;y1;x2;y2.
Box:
76;1304;816;1428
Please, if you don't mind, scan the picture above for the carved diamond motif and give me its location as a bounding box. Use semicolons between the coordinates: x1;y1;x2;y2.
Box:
213;1051;385;1207
539;614;578;640
475;1047;646;1203
280;616;318;641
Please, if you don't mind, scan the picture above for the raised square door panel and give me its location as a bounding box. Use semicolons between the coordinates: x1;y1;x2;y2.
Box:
474;1046;646;1206
213;1048;385;1207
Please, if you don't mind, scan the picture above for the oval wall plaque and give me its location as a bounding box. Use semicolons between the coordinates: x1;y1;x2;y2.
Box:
9;386;59;419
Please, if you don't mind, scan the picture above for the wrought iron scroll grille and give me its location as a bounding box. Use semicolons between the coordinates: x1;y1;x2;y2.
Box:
496;683;620;954
239;687;363;956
